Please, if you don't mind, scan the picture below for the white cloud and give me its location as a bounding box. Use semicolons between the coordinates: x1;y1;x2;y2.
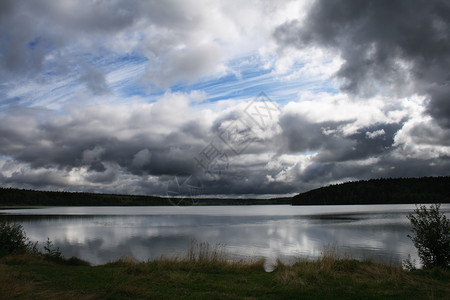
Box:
366;129;385;139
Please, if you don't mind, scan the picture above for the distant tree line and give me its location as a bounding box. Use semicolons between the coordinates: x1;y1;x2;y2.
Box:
0;188;291;206
0;188;171;206
292;176;450;205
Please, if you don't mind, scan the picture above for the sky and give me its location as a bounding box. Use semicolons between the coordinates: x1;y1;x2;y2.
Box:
0;0;449;198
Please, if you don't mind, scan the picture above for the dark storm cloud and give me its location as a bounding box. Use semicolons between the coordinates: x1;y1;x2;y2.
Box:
299;162;335;183
0;105;200;176
275;110;450;187
279;113;352;153
0;104;275;195
0;0;14;15
427;85;450;128
204;175;297;196
1;103;449;195
315;122;404;162
274;0;450;127
299;156;450;186
279;112;403;162
408;120;450;146
0;102;284;195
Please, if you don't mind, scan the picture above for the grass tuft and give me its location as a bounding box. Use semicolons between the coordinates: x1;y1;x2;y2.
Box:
186;240;227;264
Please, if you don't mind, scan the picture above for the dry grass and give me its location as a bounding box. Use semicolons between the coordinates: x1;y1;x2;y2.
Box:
2;243;450;299
186;240;227;264
274;244;410;292
152;240;266;272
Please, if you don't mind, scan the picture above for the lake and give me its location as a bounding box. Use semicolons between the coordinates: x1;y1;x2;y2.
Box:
2;204;449;270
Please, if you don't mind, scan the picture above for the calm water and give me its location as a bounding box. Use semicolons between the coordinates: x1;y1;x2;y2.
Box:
2;204;449;270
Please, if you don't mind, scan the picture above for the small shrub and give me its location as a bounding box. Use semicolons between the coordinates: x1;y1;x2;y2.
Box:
42;238;63;262
0;220;36;257
407;204;450;269
402;254;417;272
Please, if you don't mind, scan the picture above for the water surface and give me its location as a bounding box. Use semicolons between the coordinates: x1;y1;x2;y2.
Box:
2;204;449;269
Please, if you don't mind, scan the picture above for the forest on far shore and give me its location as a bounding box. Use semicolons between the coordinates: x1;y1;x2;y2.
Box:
0;188;290;206
292;176;450;205
0;176;448;206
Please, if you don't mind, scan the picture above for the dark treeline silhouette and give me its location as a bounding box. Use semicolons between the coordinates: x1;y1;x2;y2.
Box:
0;188;291;206
0;188;171;206
292;176;450;205
2;176;448;207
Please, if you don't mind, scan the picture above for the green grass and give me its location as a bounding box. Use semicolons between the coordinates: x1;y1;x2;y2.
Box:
1;245;449;299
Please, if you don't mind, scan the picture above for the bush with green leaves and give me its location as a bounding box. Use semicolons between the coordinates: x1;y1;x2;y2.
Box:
407;204;450;269
0;220;66;260
0;219;37;256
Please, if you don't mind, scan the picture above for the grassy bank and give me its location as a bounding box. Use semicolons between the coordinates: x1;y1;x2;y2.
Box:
1;247;449;299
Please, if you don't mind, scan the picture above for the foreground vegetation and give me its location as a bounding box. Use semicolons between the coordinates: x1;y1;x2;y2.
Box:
407;204;450;269
1;248;450;299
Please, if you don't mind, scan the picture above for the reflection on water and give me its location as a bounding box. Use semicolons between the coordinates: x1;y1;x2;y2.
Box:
1;205;449;268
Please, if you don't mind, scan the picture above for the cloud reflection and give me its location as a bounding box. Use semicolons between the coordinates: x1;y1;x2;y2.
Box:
0;205;434;268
